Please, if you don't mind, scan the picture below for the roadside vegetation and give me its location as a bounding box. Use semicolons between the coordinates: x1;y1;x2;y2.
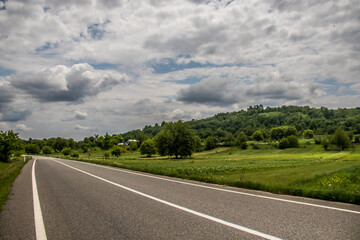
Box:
1;105;360;205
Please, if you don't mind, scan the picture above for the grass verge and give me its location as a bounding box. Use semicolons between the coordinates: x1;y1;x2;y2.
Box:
0;158;30;211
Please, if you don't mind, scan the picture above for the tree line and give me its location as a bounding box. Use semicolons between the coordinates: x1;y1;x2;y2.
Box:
1;105;359;162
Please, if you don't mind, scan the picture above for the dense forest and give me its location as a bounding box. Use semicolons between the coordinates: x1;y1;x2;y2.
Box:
125;105;360;140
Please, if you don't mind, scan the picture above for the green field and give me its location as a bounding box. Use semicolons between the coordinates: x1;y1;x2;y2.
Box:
51;142;360;204
0;158;28;210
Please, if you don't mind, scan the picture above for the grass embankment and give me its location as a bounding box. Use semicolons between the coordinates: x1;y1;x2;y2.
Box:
0;157;30;211
52;142;360;204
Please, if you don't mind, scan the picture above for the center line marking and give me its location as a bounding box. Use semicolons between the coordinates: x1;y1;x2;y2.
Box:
53;159;282;240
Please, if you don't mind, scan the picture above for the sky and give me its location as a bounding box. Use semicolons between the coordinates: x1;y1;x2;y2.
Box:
0;0;359;140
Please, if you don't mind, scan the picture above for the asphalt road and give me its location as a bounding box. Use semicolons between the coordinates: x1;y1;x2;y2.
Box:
1;157;360;240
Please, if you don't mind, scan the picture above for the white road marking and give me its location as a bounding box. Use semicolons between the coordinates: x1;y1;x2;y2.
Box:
53;159;282;240
32;159;47;240
55;158;360;215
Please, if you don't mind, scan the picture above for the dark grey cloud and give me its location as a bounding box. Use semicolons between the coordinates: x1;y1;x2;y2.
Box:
10;63;127;103
176;77;240;106
0;109;31;122
0;84;14;111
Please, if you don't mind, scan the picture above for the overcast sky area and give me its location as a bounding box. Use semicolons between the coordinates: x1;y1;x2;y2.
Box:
0;0;359;140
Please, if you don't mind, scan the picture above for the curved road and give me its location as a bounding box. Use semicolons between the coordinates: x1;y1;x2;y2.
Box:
1;157;359;239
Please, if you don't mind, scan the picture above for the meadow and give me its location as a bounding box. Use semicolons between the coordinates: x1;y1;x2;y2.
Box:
51;140;360;204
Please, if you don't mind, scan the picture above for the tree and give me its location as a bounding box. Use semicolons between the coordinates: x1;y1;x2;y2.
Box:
252;130;264;141
224;132;235;146
0;130;21;162
25;144;41;154
303;129;314;139
140;139;157;157
42;146;53;155
235;132;247;146
286;135;299;148
154;121;196;158
128;141;138;151
111;146;123;157
205;136;216;150
332;127;350;150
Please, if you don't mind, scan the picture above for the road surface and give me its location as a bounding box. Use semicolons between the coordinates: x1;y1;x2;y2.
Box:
1;157;359;239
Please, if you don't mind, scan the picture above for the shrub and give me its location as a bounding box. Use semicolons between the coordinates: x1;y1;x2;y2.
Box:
205;137;216;150
355;135;360;143
42;146;53;155
252;145;260;150
111;146;123;157
279;138;289;149
314;138;322;144
25;144;41;154
303;129;314;139
104;152;110;159
61;147;72;156
287;135;299;148
70;151;79;158
240;142;248;150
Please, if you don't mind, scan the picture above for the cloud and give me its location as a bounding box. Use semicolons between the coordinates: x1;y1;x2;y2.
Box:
75;124;91;131
0;82;15;111
16;124;32;132
0;109;31;122
177;76;241;106
74;111;88;120
10;63;127;103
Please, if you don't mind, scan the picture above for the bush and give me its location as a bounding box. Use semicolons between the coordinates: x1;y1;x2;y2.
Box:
25;144;41;154
303;129;314;139
42;146;53;155
287;135;299;148
240;142;248;150
111;146;123;157
61;147;72;156
355;135;360;143
252;145;260;150
279;138;289;149
104;152;110;159
314;138;322;144
205;137;216;150
70;151;79;158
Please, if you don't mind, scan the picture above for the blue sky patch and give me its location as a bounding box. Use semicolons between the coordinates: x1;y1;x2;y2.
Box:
318;78;357;96
148;57;243;74
166;75;208;85
0;66;15;76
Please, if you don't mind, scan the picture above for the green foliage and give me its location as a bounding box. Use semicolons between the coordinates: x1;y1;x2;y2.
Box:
332;127;350;150
270;126;298;141
303;129;314;139
279;138;289;149
154;121;197;158
128;141;138;151
240;142;248;150
61;147;72;156
52;137;69;152
252;130;264;141
322;135;331;150
287;135;299;148
205;137;216;150
70;151;79;158
278;135;299;149
355;135;360;143
104;152;110;159
235;132;247;146
111;146;123;157
0;131;22;162
25;144;40;154
140;139;157;157
41;146;53;154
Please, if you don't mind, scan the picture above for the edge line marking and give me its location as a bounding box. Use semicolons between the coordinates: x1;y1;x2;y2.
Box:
32;159;47;240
